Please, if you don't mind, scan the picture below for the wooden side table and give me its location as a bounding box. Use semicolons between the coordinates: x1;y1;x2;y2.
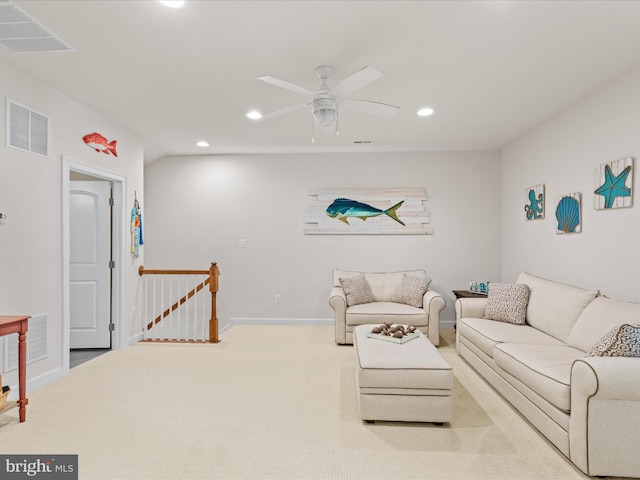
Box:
452;290;488;299
0;315;30;422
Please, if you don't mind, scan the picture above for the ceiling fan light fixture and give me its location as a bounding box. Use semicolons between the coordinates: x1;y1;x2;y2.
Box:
312;98;337;127
246;110;262;120
196;140;209;147
417;107;434;117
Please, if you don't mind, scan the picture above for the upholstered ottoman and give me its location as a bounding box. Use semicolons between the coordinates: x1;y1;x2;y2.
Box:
353;324;452;423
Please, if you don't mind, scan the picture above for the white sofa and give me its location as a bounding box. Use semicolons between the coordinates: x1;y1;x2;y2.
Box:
456;272;640;478
329;269;445;346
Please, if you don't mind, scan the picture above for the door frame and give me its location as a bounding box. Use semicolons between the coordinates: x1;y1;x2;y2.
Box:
62;156;126;375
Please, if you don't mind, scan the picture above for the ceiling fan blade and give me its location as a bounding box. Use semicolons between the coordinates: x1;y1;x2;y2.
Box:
258;76;314;97
329;66;383;97
341;99;400;117
261;103;309;120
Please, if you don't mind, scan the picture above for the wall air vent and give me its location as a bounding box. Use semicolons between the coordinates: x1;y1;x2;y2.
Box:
6;98;49;157
0;1;73;53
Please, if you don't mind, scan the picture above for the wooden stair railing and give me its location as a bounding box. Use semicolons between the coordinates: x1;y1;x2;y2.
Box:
138;263;220;343
145;277;210;331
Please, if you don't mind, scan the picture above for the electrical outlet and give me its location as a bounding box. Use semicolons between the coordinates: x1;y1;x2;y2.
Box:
239;238;247;248
0;212;6;225
275;295;282;304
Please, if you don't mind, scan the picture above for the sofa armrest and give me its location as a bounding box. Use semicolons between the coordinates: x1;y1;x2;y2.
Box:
423;290;445;347
329;286;347;344
454;297;487;322
569;357;640;477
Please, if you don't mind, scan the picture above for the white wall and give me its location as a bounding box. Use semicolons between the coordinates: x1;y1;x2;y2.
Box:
144;150;502;329
0;61;144;393
502;65;640;302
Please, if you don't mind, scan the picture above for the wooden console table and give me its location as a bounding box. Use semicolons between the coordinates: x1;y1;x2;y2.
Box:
0;315;30;422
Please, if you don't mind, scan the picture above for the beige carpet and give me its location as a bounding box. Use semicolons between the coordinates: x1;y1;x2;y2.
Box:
0;325;612;479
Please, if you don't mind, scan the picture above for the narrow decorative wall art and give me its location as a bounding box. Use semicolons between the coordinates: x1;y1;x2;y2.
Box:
594;157;633;210
304;188;432;235
555;192;581;234
524;184;545;220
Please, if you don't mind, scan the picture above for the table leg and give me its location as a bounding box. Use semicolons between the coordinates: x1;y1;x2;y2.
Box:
18;329;28;422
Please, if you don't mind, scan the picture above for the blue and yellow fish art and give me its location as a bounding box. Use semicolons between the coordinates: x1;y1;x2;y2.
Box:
325;198;405;226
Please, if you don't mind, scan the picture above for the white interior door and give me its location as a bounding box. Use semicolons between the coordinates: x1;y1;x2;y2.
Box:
70;180;112;348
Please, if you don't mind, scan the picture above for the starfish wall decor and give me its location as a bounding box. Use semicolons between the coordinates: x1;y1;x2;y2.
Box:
594;157;634;210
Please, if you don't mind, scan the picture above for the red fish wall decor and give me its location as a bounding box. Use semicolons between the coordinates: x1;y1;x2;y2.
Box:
83;132;118;157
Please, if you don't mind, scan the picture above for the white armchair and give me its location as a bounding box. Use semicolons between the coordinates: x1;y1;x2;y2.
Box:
329;269;445;346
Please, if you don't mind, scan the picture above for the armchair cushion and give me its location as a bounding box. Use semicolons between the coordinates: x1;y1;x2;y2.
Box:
339;274;373;307
391;273;431;308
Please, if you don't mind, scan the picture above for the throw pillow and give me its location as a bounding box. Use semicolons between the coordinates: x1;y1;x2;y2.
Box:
339;274;373;307
391;274;431;308
483;282;530;325
586;323;640;357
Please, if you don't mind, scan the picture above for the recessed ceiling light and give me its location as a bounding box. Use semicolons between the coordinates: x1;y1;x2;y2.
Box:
196;140;209;147
246;111;262;120
159;1;185;8
417;107;434;117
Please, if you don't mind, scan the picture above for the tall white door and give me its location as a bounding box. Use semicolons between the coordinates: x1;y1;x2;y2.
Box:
70;181;112;348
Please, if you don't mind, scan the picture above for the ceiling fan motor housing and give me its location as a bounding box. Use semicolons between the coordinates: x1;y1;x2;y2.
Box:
312;97;337;126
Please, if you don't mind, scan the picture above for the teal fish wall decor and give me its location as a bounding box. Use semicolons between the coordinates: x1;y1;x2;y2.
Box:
326;198;405;226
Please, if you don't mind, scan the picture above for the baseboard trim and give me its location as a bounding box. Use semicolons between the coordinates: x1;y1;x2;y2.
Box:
441;319;456;330
7;367;62;400
225;318;455;331
127;332;144;346
227;318;334;329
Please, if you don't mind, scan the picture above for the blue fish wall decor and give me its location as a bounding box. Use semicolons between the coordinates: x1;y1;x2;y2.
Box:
325;198;405;226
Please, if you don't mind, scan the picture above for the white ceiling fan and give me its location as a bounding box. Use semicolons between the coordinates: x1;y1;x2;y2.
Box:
256;66;400;141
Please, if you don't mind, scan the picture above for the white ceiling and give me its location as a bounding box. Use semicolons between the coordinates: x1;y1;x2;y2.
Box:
3;1;640;163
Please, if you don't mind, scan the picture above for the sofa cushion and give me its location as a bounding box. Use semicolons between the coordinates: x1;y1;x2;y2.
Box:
568;296;640;352
339;274;372;306
346;301;428;326
458;317;565;359
516;272;599;343
586;323;640;357
483;282;530;325
493;343;584;412
392;273;431;308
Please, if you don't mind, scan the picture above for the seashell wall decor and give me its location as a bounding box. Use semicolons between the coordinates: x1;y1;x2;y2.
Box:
555;193;581;234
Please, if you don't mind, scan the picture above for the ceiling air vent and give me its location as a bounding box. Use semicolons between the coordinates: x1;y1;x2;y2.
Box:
0;1;72;53
6;98;49;157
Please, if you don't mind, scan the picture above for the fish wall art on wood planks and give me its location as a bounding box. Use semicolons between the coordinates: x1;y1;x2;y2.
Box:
304;188;432;235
